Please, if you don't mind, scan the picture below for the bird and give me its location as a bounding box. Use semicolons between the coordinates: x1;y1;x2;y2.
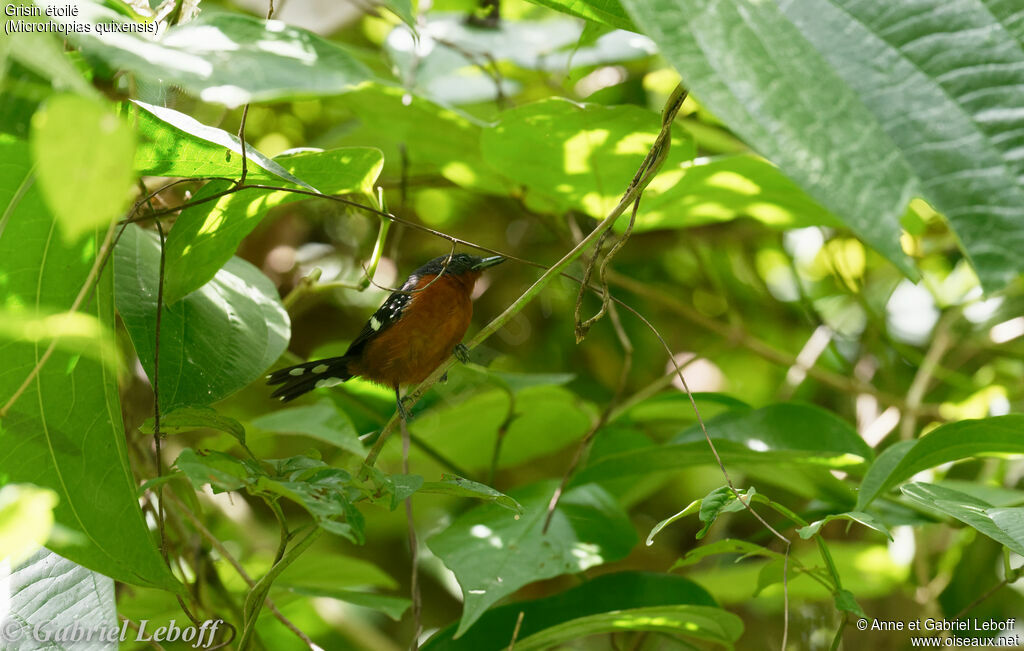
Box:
267;253;505;419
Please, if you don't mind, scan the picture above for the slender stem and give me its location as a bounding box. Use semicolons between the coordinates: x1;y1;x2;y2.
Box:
399;390;422;651
239;528;323;650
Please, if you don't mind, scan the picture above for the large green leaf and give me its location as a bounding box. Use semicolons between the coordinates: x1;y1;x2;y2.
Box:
335;83;509;193
5;548;117;646
131;101;316;189
575;403;870;485
250;400;363;455
857;416;1024;509
480;98;695;220
30;95;134;242
622;0;1024;290
520;0;636;31
0;137;181;593
637;154;841;231
162;147;383;303
400;386;591;471
901;482;1024;557
427;481;636;637
515;605;742;650
56;2;372;107
423;572;729;650
114;224;290;412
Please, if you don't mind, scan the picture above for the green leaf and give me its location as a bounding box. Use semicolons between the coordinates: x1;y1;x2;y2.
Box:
637;154;842;231
0;307;119;372
30;94;134;242
481;98;694;220
427;481;636;636
250;400;363;456
131;101;317;189
175;448;252;493
114;224;290;413
0;484;58;567
6;548;116;643
283;586;411;620
773;0;1024;291
646;499;700;545
139;406;247;446
619;0;916;278
162;147;382;303
834;588;866;619
576;403;870;485
797;512;893;541
0;11;98;98
60;4;372;107
520;0;636;31
404;386;591;472
419;474;523;514
857;416;1024;509
175;449;364;542
0;137;181;594
622;0;1024;290
380;0;416;28
385;474;425;510
480;369;576;395
697;486;736;539
515;605;742;650
336;83;508;193
422;572;727;651
670;539;783;571
901;482;1024;557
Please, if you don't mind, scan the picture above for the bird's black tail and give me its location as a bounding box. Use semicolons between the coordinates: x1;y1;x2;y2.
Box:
266;356;352;402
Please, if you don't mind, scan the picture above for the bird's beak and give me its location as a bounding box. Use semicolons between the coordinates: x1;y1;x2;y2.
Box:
472;255;505;270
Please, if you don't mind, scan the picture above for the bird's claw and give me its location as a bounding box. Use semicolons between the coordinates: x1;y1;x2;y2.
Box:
454;343;470;364
439;372;448;383
397;395;412;422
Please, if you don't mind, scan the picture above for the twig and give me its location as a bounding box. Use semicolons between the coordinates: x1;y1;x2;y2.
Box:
573;196;640;342
399;401;422;651
153;220;168;564
166;491;320;650
237;104;250;186
900;310;954;439
507;611;524;651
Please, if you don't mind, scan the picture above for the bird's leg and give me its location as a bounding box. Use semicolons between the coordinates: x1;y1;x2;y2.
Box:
454;343;470;364
394;385;409;422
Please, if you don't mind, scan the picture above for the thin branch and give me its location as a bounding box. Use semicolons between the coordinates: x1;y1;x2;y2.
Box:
152;218;172;588
573;195;640;341
900;310;955;439
507;611;525;651
399;398;422;651
237;104;250;186
166;491;320;650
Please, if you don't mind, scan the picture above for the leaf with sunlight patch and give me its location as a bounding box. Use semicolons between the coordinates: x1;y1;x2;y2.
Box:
427;481;635;637
481;98;694;220
55;2;372;107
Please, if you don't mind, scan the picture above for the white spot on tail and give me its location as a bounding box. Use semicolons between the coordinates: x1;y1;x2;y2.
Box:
312;364;329;374
316;377;343;389
370;316;382;330
289;368;304;376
